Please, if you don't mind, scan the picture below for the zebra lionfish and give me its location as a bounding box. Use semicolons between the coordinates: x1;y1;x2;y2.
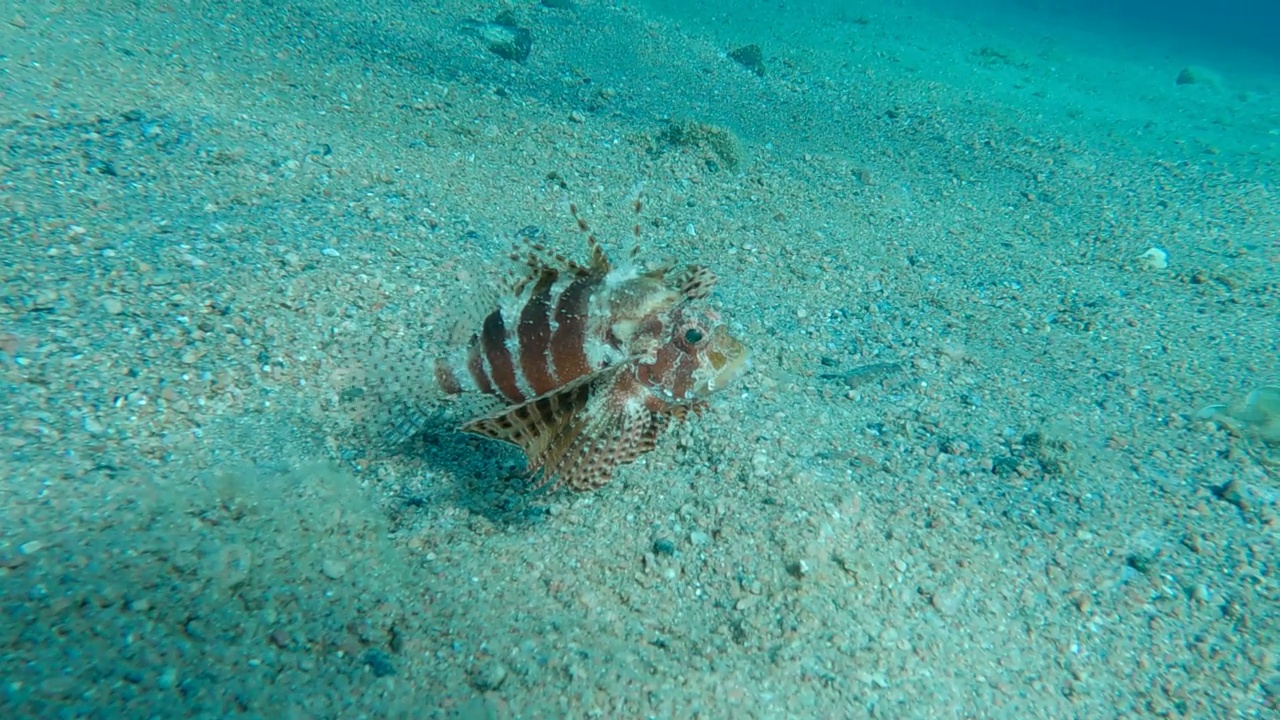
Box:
423;203;750;491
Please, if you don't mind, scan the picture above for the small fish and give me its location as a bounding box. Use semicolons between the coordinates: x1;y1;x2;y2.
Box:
364;204;750;492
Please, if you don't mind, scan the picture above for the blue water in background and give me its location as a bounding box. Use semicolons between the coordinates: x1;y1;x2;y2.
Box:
939;0;1280;69
649;0;1280;70
641;0;1279;166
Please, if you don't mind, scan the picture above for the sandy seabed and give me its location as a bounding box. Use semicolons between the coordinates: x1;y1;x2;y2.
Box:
1;1;1277;718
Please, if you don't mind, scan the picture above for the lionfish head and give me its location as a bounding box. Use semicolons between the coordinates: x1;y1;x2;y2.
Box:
634;302;750;406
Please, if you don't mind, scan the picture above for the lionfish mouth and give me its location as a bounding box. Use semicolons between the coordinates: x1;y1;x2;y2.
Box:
698;327;751;396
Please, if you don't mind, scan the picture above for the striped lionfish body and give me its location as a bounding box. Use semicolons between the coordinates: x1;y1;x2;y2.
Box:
433;207;750;491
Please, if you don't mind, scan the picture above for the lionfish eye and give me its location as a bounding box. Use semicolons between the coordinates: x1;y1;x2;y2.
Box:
683;327;704;345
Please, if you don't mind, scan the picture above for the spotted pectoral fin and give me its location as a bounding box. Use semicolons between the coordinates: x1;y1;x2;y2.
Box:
460;366;617;474
536;390;669;491
670;265;717;299
459;369;667;491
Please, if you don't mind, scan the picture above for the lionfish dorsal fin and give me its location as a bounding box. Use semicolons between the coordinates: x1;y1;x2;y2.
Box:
642;260;675;280
511;240;599;280
568;202;614;276
587;236;611;274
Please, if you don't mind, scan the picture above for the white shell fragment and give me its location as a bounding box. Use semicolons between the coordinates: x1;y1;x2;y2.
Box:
1138;247;1168;270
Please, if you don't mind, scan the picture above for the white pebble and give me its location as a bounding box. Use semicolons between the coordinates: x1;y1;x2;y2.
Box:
1138;247;1168;270
321;247;341;257
322;558;348;579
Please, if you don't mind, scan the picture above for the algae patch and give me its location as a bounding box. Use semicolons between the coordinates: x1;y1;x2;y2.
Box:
658;119;748;169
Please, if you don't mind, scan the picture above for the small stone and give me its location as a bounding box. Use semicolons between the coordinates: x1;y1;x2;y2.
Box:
18;540;43;555
477;13;532;63
652;537;676;556
931;582;966;616
156;667;178;689
1190;583;1211;603
82;415;106;435
102;297;124;314
1216;478;1253;512
364;649;397;677
728;44;766;77
321;558;348;579
787;559;811;579
689;530;711;547
469;660;507;691
321;247;340;257
1175;66;1221;88
33;288;58;308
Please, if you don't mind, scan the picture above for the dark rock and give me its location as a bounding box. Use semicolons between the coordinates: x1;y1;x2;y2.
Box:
651;537;676;556
476;13;533;63
991;456;1019;477
728;44;765;77
364;649;396;677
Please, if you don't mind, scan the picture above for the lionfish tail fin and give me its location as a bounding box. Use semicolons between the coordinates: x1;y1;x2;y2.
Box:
335;333;499;450
333;333;442;451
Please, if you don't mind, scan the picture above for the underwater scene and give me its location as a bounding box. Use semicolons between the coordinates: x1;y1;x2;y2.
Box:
1;0;1277;717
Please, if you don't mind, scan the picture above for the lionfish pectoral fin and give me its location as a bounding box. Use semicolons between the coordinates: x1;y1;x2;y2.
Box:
459;366;616;481
460;369;668;492
672;265;717;299
538;390;669;492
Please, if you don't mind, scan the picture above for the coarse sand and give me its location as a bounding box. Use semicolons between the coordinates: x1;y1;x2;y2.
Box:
1;0;1277;718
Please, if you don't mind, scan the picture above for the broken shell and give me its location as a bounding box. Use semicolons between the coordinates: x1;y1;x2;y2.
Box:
1138;247;1168;270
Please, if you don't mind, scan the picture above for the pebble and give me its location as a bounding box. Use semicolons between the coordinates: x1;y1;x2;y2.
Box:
322;558;348;579
364;650;397;677
102;297;124;314
156;667;178;690
33;288;58;308
19;540;44;555
1190;583;1211;603
651;537;676;556
469;660;508;691
83;414;106;435
931;581;966;616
